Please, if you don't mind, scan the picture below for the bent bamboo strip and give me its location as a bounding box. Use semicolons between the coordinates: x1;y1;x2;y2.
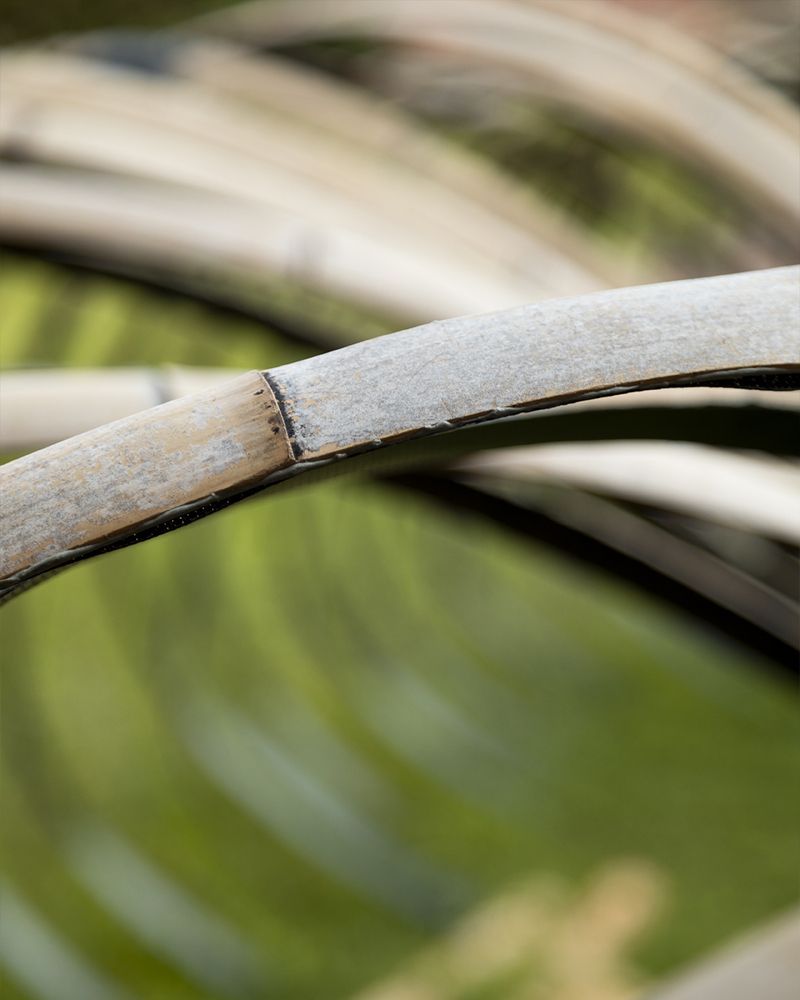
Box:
0;48;615;296
0;167;544;322
202;0;800;237
1;267;798;594
456;443;800;544
4;368;797;542
0;372;293;585
267;266;799;459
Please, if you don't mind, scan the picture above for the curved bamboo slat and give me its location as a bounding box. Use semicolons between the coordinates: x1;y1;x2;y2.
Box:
201;0;800;238
53;37;625;288
456;442;800;544
1;266;797;597
267;266;799;459
0;50;608;307
0;167;553;324
4;369;798;542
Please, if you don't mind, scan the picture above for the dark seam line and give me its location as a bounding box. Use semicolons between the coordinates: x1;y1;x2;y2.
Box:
260;369;301;461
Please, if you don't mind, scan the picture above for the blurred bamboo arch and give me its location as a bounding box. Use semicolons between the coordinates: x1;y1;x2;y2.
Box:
0;47;615;318
197;0;800;246
0;166;539;323
55;35;624;286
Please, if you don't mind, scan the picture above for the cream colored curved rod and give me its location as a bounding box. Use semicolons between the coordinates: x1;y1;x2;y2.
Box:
0;167;528;323
3;369;797;541
168;39;624;286
0;50;608;305
456;443;800;544
49;37;622;289
1;266;797;597
200;0;800;237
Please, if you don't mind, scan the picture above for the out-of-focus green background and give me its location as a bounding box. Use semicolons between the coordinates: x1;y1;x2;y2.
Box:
2;2;799;999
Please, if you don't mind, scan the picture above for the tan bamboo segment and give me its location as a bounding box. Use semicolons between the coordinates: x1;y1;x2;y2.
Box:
1;266;798;594
0;372;293;584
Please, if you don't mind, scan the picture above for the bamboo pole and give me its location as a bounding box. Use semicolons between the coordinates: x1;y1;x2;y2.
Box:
4;367;797;541
1;266;798;596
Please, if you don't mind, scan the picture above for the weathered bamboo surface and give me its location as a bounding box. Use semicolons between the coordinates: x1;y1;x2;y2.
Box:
1;267;798;594
5;369;798;544
0;373;293;584
268;266;800;458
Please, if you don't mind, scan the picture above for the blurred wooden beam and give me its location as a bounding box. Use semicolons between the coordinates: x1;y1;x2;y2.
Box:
456;442;800;544
200;0;800;242
0;49;610;312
